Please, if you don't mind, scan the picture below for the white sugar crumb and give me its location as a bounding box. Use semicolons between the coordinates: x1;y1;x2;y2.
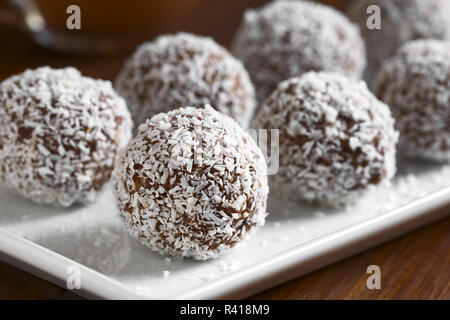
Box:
274;236;290;242
181;276;203;282
357;161;450;217
313;211;327;219
274;222;281;228
111;105;268;260
116;32;256;129
260;240;267;247
253;72;399;206
397;174;421;200
164;257;172;265
373;39;450;162
199;273;220;281
232;0;366;102
0;67;133;207
183;272;221;282
218;260;242;273
163;270;170;279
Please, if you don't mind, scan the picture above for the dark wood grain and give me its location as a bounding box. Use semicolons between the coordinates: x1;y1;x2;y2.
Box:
251;218;450;300
0;0;449;300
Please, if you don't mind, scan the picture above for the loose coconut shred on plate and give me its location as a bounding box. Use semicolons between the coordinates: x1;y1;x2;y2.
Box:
111;105;268;260
0;67;133;207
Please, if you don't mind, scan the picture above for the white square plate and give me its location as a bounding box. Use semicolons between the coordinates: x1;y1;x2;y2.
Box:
0;158;449;299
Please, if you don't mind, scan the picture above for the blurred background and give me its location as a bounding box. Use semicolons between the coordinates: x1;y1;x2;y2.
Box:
0;0;352;81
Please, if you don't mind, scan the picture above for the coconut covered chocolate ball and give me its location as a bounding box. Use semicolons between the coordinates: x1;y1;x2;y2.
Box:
373;40;450;162
115;33;256;129
347;0;450;83
253;72;398;205
232;0;366;103
111;105;268;260
0;67;133;207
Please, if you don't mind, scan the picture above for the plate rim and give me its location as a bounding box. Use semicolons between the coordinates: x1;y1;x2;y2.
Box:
0;186;449;300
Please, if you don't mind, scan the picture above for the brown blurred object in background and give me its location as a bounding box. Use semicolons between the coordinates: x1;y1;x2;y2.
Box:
2;0;203;54
33;0;202;34
0;0;354;54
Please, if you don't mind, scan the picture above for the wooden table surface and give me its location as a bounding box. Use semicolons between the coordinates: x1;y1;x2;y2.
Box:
0;0;449;300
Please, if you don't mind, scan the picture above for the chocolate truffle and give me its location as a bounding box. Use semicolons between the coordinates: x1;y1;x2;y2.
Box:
347;0;450;83
111;105;268;260
115;33;256;129
373;39;450;162
253;72;398;205
0;67;133;206
232;0;366;103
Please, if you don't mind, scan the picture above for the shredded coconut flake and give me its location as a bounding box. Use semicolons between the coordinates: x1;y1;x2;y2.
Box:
253;72;399;205
0;67;133;206
111;105;268;260
116;33;256;129
373;39;450;162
